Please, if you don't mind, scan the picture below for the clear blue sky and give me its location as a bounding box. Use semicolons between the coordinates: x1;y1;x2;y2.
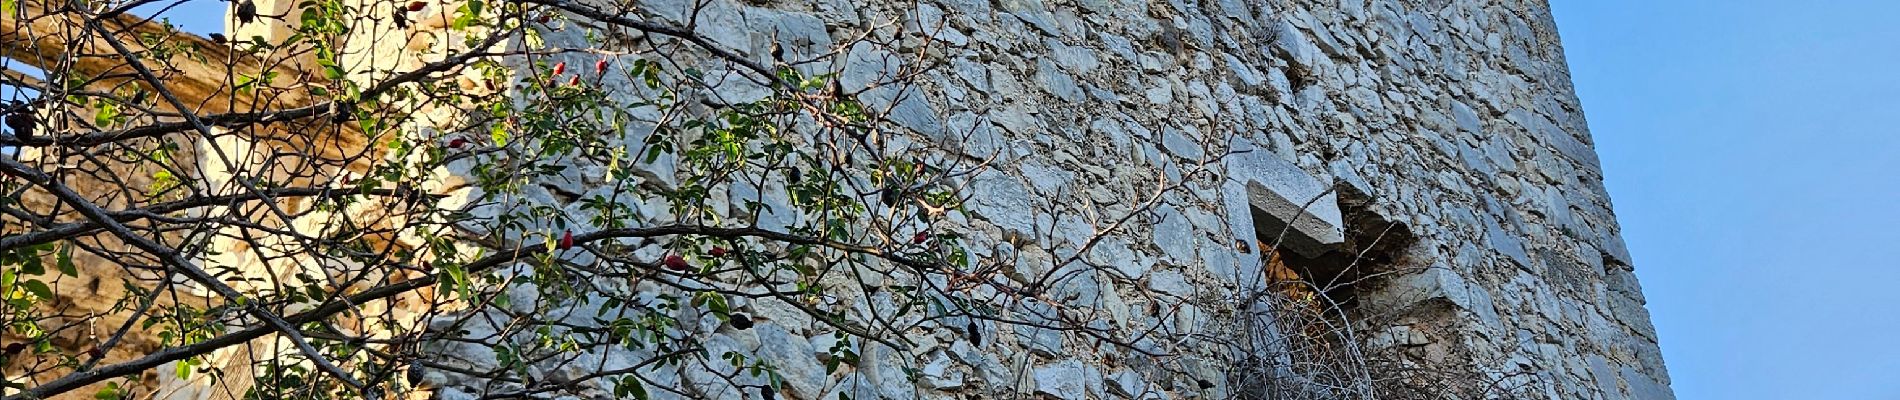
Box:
1552;1;1900;399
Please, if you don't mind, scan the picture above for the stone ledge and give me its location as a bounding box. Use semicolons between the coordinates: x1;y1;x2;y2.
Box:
1226;150;1345;257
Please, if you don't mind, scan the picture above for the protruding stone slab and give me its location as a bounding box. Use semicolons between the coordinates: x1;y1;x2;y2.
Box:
1225;150;1344;257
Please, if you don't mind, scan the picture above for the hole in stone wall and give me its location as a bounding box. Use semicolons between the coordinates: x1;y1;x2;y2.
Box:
1285;65;1312;93
1238;183;1422;399
1253;184;1414;308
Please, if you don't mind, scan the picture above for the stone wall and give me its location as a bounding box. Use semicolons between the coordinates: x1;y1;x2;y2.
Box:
32;0;1671;398
387;0;1667;398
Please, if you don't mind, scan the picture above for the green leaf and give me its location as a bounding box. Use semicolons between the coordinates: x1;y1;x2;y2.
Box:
94;101;120;126
235;74;258;94
19;279;51;300
56;244;78;277
616;376;650;399
490;125;509;146
93;382;122;400
644;147;663;164
451;0;484;29
18;255;44;276
443;262;473;301
707;293;729;319
322;63;347;81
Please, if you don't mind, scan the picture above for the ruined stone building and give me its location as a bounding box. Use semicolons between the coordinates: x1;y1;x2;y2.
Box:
0;0;1670;398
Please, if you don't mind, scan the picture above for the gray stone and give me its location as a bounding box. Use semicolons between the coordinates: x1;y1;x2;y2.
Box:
1485;213;1534;268
1147;269;1193;298
1014;302;1065;356
921;353;965;389
1000;0;1058;35
1271;20;1319;69
948;340;1012;388
990;102;1041;135
1225;54;1264;88
1034;359;1101;400
744;326;820;398
860;343;920;400
948;112;1010;161
1608;291;1658;341
840;41;901;90
1106;370;1148;399
1601;231;1635;266
1088;236;1147;278
1525;110;1602;169
1019;159;1075;195
1144;83;1174;104
1160;125;1205;160
1047;38;1101;74
861;86;944;138
1459;141;1497;175
1588;354;1619;398
821;375;879;400
935;0;992;23
1605;266;1647;303
1037;58;1085;102
1152;205;1198;263
685;333;769;396
1621;366;1676;400
636;0;747;50
1452;100;1482;133
1224;150;1346;256
909;3;968;47
968;170;1037;235
1197;238;1243;284
1483;136;1519;170
754;7;831;64
327;0;1675;398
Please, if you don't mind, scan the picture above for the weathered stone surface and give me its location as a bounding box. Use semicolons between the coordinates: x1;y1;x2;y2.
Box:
1037;58;1085;102
753;324;826;398
1014;302;1066;356
1622;366;1677;400
1272;20;1320;70
1034;359;1102;400
1105;369;1150;399
968;170;1036;235
920;352;965;389
139;0;1674;399
1452;100;1483;133
1225;149;1345;256
1152;204;1198;263
1147;269;1194;298
1486;213;1534;268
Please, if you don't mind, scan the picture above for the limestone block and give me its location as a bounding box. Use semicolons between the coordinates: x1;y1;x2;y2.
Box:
1034;359;1103;400
1224;149;1345;257
967;170;1037;235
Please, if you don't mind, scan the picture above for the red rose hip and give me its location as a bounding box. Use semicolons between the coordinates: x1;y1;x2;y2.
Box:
663;254;690;271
